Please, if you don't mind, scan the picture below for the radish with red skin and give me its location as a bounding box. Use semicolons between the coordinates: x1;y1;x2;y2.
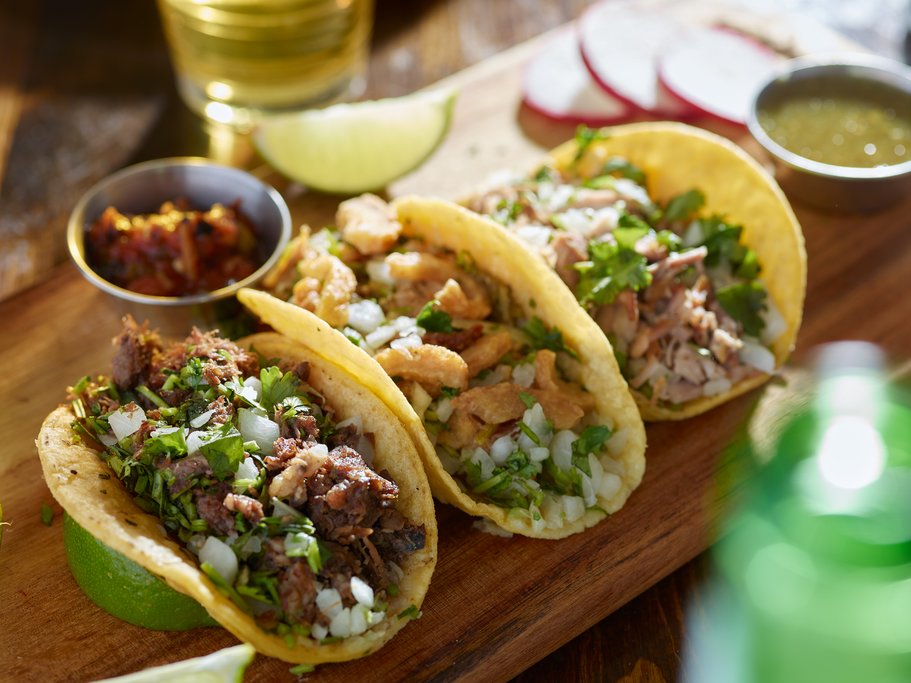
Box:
658;26;783;126
578;0;698;118
523;28;631;126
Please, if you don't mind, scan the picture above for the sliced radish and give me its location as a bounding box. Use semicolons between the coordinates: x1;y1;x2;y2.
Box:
578;0;698;118
658;26;782;125
523;28;631;126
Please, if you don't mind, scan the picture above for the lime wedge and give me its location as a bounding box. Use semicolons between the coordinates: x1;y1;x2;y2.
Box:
63;514;217;630
95;644;256;683
253;88;457;194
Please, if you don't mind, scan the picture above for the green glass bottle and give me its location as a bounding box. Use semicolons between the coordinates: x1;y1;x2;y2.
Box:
687;342;911;683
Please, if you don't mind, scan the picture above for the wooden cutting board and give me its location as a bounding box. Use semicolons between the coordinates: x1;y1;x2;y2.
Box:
2;12;909;683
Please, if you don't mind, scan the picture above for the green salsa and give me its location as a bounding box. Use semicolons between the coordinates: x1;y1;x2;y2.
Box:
758;78;911;168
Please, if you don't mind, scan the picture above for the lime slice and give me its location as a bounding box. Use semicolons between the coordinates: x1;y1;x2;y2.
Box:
95;644;256;683
253;88;457;194
63;514;217;630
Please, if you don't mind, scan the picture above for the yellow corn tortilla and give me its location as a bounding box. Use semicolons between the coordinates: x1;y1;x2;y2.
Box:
36;332;437;665
525;122;807;420
239;197;646;539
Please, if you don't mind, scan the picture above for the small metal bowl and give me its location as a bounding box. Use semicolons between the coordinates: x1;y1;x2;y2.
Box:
68;157;291;336
747;55;911;212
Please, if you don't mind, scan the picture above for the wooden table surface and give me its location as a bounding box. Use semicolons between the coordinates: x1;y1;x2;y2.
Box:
1;1;907;682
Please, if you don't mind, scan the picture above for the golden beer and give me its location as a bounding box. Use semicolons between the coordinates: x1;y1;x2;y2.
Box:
157;0;374;128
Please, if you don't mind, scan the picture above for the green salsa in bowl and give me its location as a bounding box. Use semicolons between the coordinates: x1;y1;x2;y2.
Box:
748;55;911;212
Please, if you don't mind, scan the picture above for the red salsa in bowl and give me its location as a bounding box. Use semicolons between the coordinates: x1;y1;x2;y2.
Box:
85;199;260;297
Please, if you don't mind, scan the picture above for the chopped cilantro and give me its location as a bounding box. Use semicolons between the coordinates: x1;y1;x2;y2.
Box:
693;216;760;279
199;423;246;479
386;583;400;597
716;281;767;337
290;664;316;676
663;189;705;222
601;156;646;184
40;503;54;527
493;198;523;225
439;386;460;398
260;366;299;413
143;427;188;457
416;301;454;333
520;317;579;359
518;392;536;409
533;165;558;183
571;426;612;475
574;239;651;307
573;125;608;161
397;604;422;620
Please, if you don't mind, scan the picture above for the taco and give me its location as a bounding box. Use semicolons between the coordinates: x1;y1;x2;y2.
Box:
464;122;806;420
36;319;437;664
240;194;646;539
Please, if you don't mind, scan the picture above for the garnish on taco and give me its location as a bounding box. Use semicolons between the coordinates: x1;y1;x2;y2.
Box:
464;122;806;419
240;194;646;538
36;319;437;664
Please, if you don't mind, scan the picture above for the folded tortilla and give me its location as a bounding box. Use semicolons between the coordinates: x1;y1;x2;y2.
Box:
239;197;646;539
470;122;807;420
36;332;437;664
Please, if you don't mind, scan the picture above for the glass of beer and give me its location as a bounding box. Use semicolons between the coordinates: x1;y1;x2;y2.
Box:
157;0;375;129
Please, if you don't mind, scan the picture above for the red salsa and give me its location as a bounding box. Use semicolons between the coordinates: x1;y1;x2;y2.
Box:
85;199;261;296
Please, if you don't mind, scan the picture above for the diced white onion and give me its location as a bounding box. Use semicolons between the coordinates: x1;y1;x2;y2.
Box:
515;225;552;249
189;410;215;429
236;382;260;406
329;607;352;638
235;456;259;482
310;443;329;458
316;588;344;618
349;604;369;636
580;474;597;507
150;425;180;438
529;446;550;463
346;299;387;334
605;428;627;457
522;403;551;446
470;447;495;481
435;396;454;423
239;535;262;557
562;495;586;522
682;220;705;247
199;536;238;585
550;430;577;470
390;333;423;356
598;472;622;500
186;431;205;455
473;364;512;387
554;208;594;235
541;495;562;529
760;297;787;345
739;338;776;374
511;362;536;388
703;378;733;397
186;534;207;556
238;408;279;456
366;259;394;286
490;435;515;465
244;377;263;401
350;576;375;608
367;610;385;627
109;404;146;441
99;433;117;446
311;623;328;641
588;453;604;492
365;324;399;350
613;178;652;208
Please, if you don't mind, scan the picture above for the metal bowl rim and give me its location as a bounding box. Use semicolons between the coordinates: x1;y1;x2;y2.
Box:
747;54;911;181
66;157;292;307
